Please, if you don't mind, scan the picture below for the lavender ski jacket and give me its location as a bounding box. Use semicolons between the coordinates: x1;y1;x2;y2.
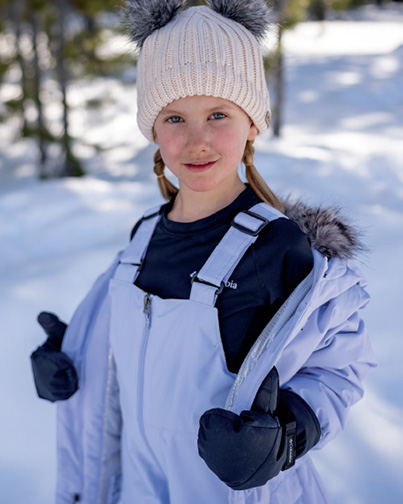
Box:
55;202;376;504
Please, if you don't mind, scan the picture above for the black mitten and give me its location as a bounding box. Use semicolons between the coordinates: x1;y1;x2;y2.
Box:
277;388;321;460
198;367;321;490
30;312;78;402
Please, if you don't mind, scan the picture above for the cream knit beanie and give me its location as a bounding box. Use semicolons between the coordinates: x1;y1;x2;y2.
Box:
127;2;272;143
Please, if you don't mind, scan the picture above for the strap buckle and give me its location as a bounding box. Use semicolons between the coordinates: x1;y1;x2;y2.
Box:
231;210;269;237
118;258;144;273
191;271;224;296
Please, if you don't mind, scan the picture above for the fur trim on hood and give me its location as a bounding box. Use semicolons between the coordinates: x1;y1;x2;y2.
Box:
283;200;365;261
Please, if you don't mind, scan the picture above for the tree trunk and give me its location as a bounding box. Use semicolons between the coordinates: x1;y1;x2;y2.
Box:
272;25;284;138
271;0;285;138
85;15;99;73
53;0;84;177
9;0;30;135
310;0;326;21
29;10;48;173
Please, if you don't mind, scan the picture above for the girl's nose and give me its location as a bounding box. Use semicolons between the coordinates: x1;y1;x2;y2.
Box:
186;124;211;154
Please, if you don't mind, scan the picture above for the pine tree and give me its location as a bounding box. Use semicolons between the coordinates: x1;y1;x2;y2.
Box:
0;0;127;178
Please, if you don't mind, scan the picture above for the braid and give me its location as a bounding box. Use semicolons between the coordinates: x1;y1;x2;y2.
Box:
153;143;282;209
243;140;284;212
154;149;178;201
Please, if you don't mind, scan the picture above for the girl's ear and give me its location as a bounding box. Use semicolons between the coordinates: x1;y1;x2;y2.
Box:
124;0;186;49
248;124;258;142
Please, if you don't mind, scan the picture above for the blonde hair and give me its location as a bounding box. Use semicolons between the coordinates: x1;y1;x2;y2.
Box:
153;140;284;212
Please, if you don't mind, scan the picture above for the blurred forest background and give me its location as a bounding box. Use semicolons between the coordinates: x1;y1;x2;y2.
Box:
0;0;384;179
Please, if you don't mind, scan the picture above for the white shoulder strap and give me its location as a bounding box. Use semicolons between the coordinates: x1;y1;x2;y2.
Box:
190;203;287;306
113;205;162;283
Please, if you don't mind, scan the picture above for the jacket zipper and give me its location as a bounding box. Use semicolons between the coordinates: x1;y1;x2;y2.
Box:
225;267;315;410
97;347;117;504
137;293;153;444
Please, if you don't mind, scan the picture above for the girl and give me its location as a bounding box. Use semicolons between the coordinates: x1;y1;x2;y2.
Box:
31;1;376;503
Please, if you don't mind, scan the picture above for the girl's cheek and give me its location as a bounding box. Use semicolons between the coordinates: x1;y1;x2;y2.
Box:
161;127;185;144
159;137;183;163
156;131;177;150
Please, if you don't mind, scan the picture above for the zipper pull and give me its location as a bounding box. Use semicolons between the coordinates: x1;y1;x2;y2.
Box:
144;294;152;319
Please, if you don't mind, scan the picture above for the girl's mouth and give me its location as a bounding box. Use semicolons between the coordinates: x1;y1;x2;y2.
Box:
184;161;217;172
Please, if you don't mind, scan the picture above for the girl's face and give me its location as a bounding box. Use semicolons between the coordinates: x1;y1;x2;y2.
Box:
153;95;258;198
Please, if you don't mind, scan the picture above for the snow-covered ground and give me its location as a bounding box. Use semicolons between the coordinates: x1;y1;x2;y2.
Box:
1;3;403;503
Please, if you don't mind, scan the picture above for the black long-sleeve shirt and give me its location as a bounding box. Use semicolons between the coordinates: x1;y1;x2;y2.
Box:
131;186;313;373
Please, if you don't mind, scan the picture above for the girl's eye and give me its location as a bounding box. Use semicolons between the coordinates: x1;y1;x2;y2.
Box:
210;112;226;120
167;116;183;124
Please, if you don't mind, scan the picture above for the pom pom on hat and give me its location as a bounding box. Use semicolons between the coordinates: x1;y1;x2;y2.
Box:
124;0;185;48
208;0;273;41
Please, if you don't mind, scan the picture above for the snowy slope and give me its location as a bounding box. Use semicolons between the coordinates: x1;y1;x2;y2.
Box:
1;4;402;503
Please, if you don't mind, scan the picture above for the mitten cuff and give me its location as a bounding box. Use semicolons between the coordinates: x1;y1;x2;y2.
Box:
278;389;321;460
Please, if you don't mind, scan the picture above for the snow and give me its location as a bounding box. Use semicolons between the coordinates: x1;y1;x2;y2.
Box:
1;3;403;503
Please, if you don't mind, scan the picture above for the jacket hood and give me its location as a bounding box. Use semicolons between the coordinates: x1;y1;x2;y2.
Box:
283;200;365;261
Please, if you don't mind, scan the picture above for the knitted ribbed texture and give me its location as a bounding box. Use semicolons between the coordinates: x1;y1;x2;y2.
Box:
137;6;271;142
